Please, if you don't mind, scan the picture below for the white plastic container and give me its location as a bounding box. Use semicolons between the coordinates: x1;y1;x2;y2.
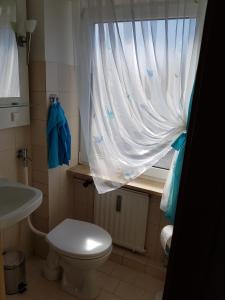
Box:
3;250;26;295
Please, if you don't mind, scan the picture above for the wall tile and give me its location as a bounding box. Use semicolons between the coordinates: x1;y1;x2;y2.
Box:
72;179;94;223
34;196;49;219
146;223;159;259
30;91;47;106
2;224;20;251
32;215;49;233
46;62;59;92
32;170;48;184
160;212;169;228
59;92;76;119
68;116;79;165
0;149;17;181
32;181;48;197
29;61;46;91
15;126;31;149
19;219;34;256
0;128;15;151
148;196;161;225
0;125;33;253
71;67;77;93
58;64;72;92
32;145;48;171
31;104;47;121
31;120;47;146
33;235;49;259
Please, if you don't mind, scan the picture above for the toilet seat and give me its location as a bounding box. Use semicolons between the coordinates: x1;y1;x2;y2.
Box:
46;219;112;260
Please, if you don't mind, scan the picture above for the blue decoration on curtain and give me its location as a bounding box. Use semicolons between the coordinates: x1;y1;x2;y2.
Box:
165;88;195;223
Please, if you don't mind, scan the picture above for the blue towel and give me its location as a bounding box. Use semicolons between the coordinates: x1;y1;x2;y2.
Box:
47;102;71;168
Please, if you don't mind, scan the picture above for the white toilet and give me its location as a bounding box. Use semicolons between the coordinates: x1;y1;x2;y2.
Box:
43;218;112;300
154;225;174;300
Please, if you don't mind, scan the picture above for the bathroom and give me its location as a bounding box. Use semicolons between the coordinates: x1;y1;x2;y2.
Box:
1;0;221;300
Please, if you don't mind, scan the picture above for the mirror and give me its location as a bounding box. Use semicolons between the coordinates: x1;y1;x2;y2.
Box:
0;0;20;100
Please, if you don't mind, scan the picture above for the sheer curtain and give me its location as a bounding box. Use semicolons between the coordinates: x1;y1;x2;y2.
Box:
0;0;20;98
73;0;207;194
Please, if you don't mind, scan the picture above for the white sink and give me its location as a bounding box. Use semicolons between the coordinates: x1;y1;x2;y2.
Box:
0;179;42;230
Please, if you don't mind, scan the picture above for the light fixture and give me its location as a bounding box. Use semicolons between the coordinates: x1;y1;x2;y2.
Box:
16;19;37;64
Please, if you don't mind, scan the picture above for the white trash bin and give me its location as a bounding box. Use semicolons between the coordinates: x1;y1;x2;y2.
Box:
3;250;27;295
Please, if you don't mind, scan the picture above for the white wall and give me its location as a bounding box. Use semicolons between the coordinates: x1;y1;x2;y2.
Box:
0;0;33;255
27;0;45;61
28;0;79;243
44;0;74;65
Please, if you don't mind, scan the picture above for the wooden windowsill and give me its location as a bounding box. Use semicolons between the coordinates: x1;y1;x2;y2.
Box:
67;164;164;196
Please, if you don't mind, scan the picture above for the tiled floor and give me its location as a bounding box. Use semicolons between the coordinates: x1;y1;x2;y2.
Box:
6;256;164;300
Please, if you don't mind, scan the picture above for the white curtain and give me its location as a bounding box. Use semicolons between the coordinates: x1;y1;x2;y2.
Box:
73;0;207;194
0;0;20;98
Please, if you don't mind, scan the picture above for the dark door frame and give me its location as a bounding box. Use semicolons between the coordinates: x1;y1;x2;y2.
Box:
163;1;225;299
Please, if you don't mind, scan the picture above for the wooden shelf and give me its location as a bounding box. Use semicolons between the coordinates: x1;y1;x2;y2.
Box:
67;164;164;196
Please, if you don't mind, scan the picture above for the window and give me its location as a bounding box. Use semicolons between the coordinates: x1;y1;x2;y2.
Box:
79;17;196;182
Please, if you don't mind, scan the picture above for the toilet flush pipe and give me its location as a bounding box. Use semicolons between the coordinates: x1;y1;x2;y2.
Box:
27;216;46;238
17;148;47;238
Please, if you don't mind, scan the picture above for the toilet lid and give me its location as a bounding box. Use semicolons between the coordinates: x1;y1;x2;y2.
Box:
46;219;112;259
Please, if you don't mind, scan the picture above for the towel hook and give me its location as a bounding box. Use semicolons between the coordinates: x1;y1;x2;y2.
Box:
49;94;59;104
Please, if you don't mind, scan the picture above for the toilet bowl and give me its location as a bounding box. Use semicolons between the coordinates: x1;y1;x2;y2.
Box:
43;218;112;300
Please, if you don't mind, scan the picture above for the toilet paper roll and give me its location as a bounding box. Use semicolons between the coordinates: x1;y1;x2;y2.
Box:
160;225;173;255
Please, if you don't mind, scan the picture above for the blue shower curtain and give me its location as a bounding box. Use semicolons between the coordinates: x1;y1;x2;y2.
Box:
165;89;194;223
165;133;187;223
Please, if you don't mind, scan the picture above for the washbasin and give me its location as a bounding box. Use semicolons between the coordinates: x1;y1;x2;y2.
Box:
0;179;42;230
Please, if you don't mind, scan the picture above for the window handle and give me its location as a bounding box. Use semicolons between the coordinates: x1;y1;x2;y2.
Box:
83;179;93;188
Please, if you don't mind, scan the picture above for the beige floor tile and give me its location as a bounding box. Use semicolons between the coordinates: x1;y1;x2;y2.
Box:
142;290;158;300
134;273;164;294
7;256;165;300
114;281;144;300
123;257;145;273
97;290;123;300
98;260;118;275
123;251;148;265
111;264;139;284
96;271;120;293
145;261;166;281
112;245;126;256
6;293;34;300
109;252;123;264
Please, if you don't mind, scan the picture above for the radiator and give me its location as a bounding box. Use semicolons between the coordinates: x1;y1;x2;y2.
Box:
94;188;149;253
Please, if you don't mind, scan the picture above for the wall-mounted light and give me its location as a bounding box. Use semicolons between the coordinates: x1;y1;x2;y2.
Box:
16;19;37;64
